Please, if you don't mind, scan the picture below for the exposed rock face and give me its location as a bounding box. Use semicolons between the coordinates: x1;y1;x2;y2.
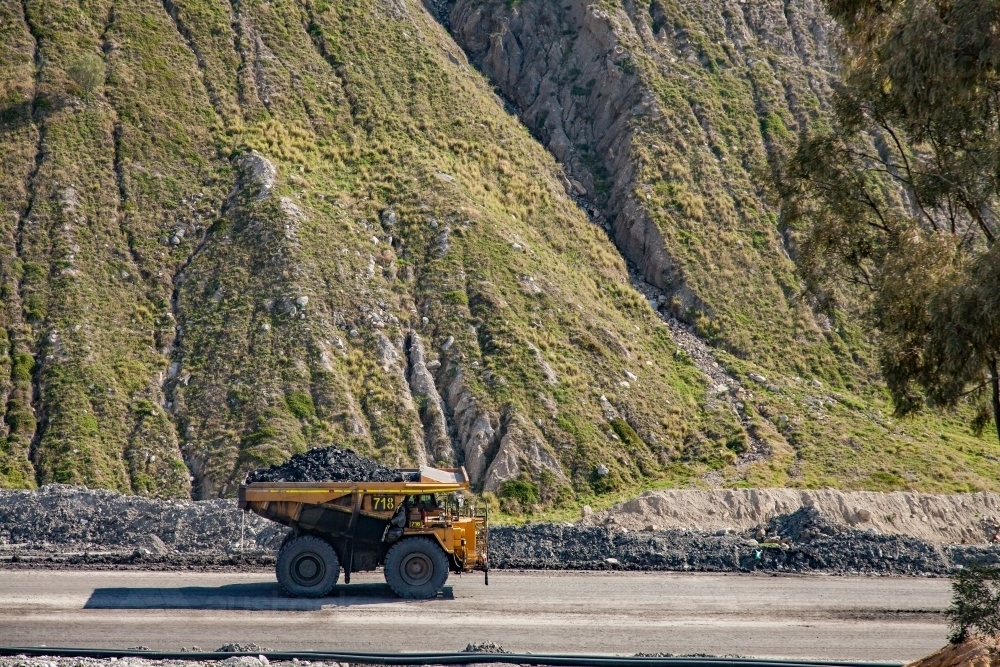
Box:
442;362;495;483
448;0;837;349
406;333;451;465
434;358;564;489
450;0;680;293
481;414;565;493
236;151;278;201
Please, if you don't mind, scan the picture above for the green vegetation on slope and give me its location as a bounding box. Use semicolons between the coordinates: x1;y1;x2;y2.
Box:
0;0;753;505
445;0;1000;498
0;0;997;510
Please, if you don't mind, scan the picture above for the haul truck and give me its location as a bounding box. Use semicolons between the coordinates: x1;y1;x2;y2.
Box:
238;466;488;599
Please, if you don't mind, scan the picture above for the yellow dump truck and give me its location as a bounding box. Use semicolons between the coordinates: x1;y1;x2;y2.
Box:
238;466;488;599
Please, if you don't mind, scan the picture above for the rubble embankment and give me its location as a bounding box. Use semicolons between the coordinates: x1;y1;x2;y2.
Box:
490;511;1000;575
3;483;1000;574
5;449;1000;575
582;488;1000;545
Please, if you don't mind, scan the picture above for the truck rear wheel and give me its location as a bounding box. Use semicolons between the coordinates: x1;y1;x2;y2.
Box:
383;537;449;599
276;535;340;597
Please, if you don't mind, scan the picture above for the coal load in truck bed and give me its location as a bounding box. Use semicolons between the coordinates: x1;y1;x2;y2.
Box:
245;446;404;484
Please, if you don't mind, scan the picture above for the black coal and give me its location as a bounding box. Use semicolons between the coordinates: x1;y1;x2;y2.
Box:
245;446;403;484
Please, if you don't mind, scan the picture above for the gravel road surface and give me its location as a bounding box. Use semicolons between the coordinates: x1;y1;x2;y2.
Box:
0;570;950;661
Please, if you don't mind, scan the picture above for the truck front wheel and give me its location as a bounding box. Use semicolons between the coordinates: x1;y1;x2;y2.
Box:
276;535;340;597
383;537;449;599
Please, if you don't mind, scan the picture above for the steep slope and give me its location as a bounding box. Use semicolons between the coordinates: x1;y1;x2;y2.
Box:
0;0;753;502
2;0;999;505
438;0;1000;491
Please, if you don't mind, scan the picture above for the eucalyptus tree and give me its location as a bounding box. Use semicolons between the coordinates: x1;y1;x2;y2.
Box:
776;0;1000;441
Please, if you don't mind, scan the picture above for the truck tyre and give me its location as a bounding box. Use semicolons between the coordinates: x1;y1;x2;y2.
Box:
383;537;449;599
276;535;340;598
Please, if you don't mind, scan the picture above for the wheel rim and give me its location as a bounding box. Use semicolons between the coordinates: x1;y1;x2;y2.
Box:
400;552;434;586
290;551;325;587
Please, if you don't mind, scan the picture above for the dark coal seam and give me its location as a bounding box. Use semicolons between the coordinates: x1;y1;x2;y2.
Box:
483;406;512;471
159;0;227;120
401;331;430;466
18;0;47;484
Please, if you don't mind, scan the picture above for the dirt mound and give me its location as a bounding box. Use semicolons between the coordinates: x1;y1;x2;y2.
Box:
245;446;403;484
3;484;1000;576
583;489;1000;544
907;636;1000;667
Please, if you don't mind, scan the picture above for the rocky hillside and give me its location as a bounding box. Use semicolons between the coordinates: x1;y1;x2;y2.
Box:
0;0;745;501
0;0;997;505
437;0;1000;494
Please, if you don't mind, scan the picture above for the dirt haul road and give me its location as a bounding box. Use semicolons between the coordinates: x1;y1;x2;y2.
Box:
0;570;950;660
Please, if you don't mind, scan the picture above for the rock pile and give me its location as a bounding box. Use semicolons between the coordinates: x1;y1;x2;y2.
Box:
489;523;1000;575
762;506;844;543
0;484;285;554
245;447;404;484
3;484;1000;575
462;643;509;654
216;645;269;654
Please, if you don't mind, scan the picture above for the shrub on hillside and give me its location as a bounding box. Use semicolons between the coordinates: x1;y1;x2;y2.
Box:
67;54;104;100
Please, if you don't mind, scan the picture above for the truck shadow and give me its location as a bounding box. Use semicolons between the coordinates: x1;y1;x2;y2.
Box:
84;582;453;610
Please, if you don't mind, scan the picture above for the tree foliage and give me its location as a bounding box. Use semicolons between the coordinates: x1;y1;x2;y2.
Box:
775;0;1000;442
946;563;1000;642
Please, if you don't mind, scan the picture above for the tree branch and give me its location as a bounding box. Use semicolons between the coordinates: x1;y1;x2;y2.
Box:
879;119;940;232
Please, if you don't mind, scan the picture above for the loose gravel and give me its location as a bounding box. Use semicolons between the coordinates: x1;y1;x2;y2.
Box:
245;447;404;484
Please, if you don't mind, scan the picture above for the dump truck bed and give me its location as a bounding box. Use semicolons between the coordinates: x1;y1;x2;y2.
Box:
238;466;471;508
